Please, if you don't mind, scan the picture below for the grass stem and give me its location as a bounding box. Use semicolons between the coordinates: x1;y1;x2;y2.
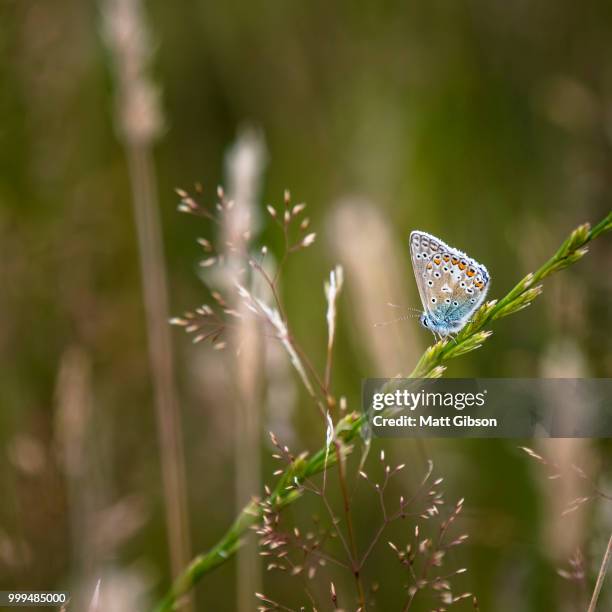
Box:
127;145;192;596
587;533;612;612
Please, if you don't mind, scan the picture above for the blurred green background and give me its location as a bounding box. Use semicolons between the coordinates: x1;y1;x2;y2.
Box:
1;0;612;610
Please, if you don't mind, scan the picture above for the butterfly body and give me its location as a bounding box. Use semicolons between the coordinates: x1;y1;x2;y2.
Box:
410;230;490;338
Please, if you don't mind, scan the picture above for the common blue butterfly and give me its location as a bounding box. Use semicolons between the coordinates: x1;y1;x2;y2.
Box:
410;231;490;338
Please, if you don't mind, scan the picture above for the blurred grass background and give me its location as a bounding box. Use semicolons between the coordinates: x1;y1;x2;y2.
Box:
1;0;612;610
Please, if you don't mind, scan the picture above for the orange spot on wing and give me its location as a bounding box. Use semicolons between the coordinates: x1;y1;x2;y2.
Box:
451;256;459;265
466;268;476;277
459;260;467;270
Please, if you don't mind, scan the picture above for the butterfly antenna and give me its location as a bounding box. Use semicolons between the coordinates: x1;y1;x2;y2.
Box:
386;302;421;314
374;313;419;327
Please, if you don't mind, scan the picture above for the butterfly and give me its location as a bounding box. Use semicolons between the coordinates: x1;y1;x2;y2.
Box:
409;230;490;339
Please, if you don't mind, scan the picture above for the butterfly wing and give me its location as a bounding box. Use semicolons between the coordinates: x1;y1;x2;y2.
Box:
409;230;440;313
410;230;490;330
